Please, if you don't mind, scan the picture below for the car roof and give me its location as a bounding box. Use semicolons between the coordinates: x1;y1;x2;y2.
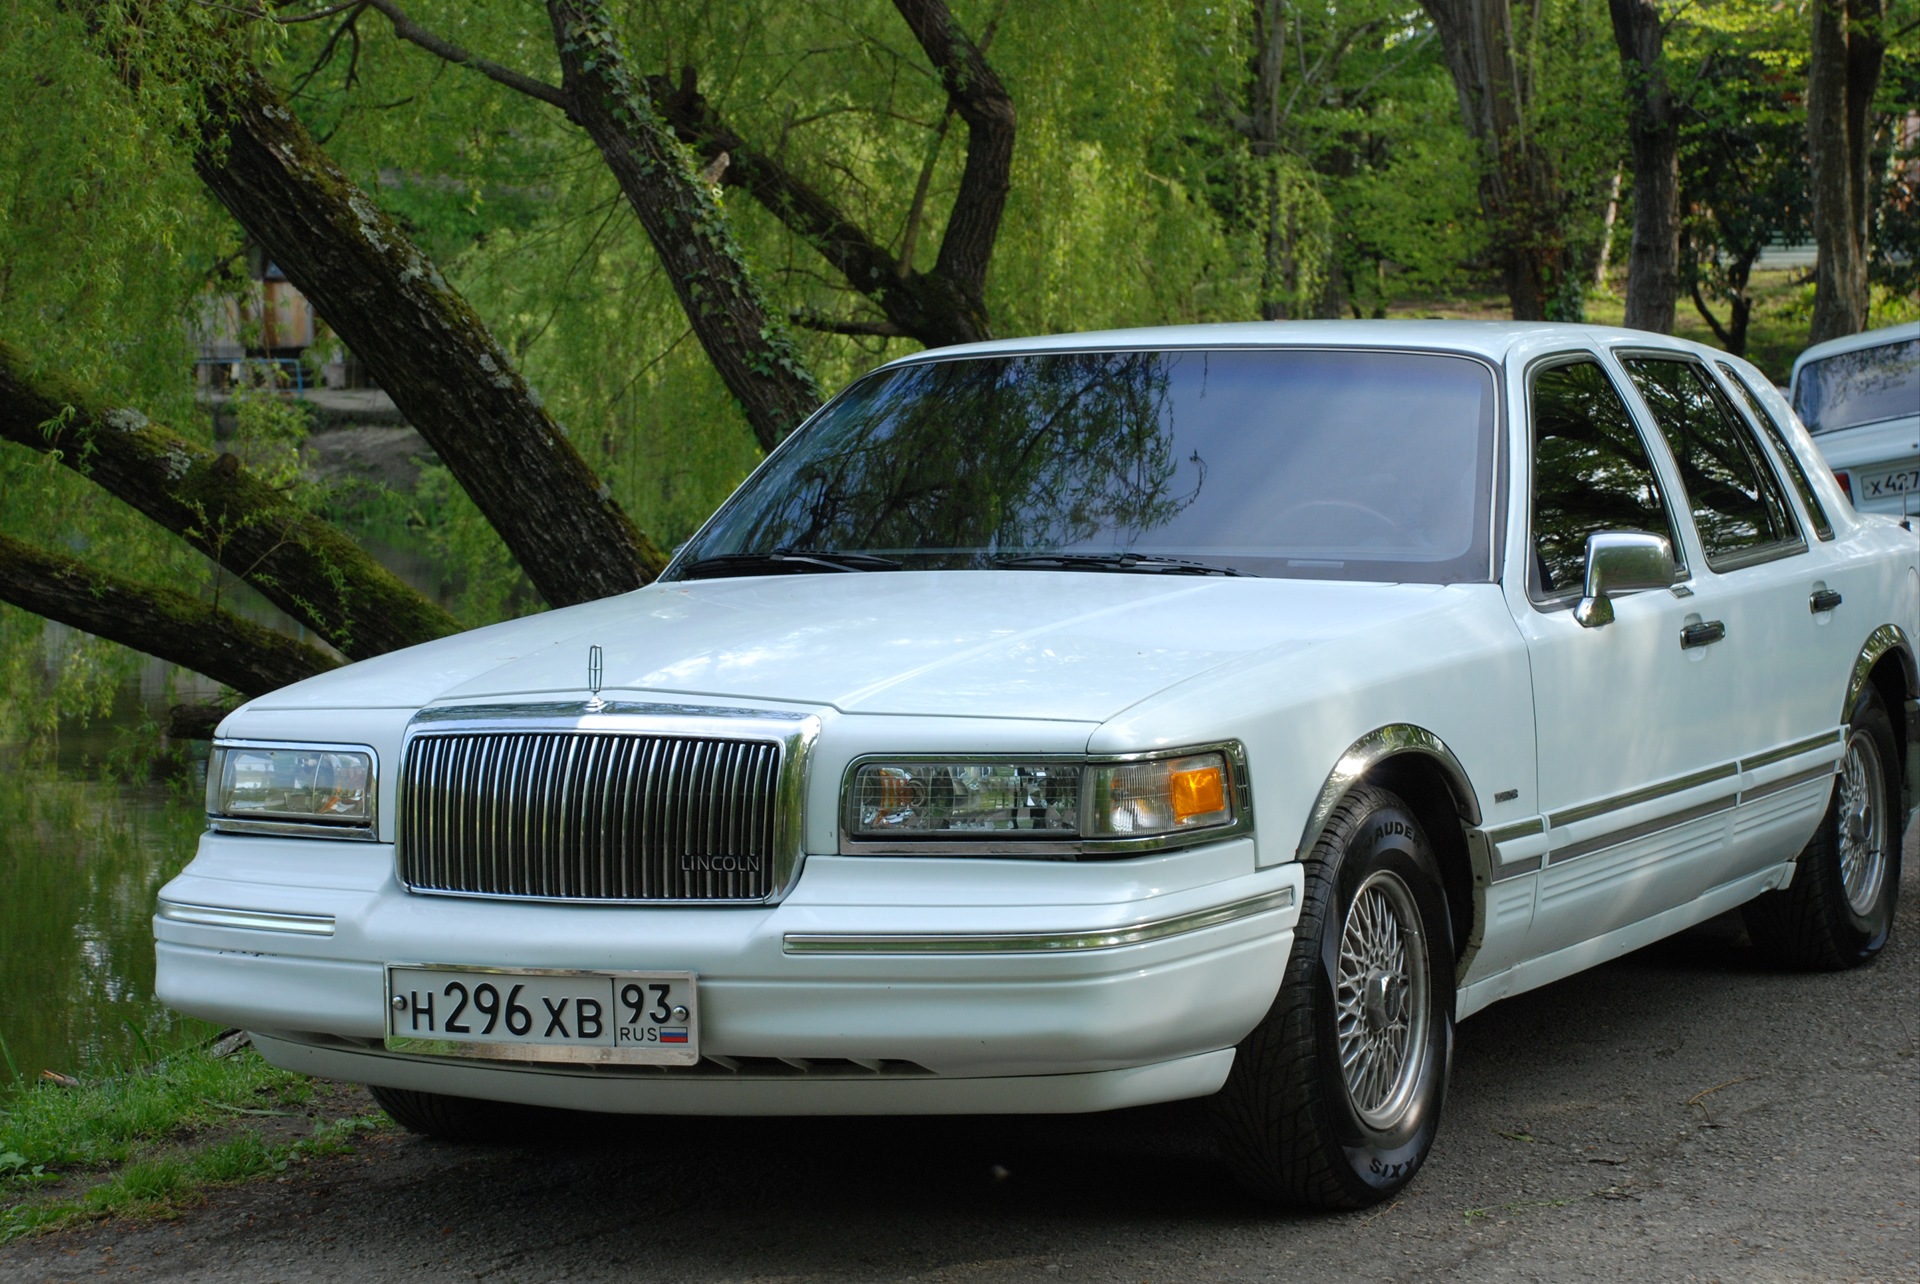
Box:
875;319;1720;368
1790;320;1920;380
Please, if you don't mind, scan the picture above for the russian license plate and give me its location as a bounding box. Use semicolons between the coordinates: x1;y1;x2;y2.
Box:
385;966;698;1065
1859;461;1920;501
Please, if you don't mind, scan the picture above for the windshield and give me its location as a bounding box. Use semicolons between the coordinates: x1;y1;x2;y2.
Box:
672;348;1499;583
1793;337;1920;433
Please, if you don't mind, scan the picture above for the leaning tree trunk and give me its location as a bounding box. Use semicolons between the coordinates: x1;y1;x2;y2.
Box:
0;532;338;696
191;64;668;604
0;340;458;660
548;0;822;452
1609;0;1679;334
1421;0;1568;320
1806;0;1886;343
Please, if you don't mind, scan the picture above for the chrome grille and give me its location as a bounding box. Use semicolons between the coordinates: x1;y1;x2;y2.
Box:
398;731;783;901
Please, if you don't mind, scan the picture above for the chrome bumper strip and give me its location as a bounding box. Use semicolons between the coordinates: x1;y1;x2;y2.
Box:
1740;730;1843;771
1739;762;1838;803
1548;762;1738;829
1485;817;1545;845
1489;854;1542;881
1548;794;1737;866
783;887;1296;955
157;901;337;937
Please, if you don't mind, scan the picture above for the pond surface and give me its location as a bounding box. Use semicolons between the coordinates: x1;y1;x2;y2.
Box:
0;735;213;1091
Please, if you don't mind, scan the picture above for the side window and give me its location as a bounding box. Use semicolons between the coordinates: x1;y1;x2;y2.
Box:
1622;357;1804;570
1528;360;1684;599
1715;361;1835;541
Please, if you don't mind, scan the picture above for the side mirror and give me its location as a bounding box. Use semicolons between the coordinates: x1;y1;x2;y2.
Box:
1575;532;1675;628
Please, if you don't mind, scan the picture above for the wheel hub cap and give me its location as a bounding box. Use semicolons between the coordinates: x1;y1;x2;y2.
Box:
1836;730;1887;918
1335;869;1431;1132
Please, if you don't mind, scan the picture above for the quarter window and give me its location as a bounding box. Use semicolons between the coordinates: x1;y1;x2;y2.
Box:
1715;362;1834;541
1623;357;1803;570
1528;360;1683;598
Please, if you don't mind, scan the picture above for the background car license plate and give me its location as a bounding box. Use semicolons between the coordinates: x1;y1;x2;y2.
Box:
385;966;699;1065
1859;461;1920;501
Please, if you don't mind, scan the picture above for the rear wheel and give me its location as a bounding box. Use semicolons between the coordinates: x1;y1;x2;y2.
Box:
367;1084;550;1142
1213;785;1454;1209
1743;689;1903;969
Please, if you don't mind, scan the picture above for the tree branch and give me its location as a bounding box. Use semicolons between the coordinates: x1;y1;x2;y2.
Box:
889;0;1014;309
359;0;576;118
0;338;459;659
547;0;822;450
789;309;906;337
0;531;339;695
190;62;668;602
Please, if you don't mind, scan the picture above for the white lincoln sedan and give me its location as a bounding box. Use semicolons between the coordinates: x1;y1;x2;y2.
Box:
155;322;1919;1210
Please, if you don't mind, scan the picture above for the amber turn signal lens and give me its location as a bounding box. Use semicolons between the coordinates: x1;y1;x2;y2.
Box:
1169;764;1226;823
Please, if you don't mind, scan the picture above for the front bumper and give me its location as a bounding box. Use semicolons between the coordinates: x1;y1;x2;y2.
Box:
155;833;1300;1114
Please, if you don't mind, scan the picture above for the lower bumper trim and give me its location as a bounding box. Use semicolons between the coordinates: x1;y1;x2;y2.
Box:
782;886;1295;955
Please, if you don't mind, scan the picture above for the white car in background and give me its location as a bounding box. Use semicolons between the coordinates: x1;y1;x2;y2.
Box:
155;322;1919;1211
1792;321;1920;517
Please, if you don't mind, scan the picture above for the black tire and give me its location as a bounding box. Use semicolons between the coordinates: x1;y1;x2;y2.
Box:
367;1084;551;1142
1743;688;1903;970
1212;785;1454;1210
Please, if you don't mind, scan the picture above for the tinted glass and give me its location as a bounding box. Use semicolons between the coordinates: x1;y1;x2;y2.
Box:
1793;338;1919;433
1717;361;1833;541
678;349;1499;583
1529;361;1681;596
1625;358;1800;568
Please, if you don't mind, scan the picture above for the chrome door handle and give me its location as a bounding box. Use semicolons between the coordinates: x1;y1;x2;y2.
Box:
1680;620;1726;649
1810;589;1843;613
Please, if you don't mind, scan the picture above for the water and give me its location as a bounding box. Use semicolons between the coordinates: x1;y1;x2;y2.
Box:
0;735;214;1090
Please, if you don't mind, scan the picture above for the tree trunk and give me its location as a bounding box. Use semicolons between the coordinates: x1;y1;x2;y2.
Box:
1421;0;1568;320
1807;0;1886;343
0;533;338;696
0;340;458;660
1609;0;1679;334
192;64;668;605
547;0;822;452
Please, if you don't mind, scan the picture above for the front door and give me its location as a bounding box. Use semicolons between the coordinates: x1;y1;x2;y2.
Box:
1513;355;1743;959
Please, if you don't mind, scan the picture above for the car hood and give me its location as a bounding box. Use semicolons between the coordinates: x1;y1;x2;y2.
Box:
246;572;1457;724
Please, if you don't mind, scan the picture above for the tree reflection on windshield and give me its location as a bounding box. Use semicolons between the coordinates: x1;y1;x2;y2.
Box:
722;352;1196;556
681;347;1497;583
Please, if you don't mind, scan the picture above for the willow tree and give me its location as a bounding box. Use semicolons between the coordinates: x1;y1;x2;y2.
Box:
0;1;1249;732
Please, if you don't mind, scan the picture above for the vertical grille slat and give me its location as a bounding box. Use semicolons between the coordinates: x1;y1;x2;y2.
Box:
399;730;782;901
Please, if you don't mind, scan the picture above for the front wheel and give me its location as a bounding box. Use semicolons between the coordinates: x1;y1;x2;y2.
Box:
1212;785;1454;1209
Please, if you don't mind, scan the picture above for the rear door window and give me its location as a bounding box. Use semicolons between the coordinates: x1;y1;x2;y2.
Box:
1623;357;1804;571
1715;362;1834;541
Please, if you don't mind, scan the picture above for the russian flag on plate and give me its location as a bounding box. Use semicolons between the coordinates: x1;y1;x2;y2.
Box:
659;1027;689;1044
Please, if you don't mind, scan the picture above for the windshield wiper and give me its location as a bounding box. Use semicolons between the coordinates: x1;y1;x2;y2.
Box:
677;548;903;579
990;553;1245;577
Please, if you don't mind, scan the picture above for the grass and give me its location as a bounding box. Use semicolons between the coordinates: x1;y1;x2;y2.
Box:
0;1038;384;1242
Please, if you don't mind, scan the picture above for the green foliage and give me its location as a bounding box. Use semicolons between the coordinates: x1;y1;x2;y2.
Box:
0;1041;381;1242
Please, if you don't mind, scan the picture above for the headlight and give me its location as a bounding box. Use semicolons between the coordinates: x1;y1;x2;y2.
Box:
844;746;1243;855
207;742;377;840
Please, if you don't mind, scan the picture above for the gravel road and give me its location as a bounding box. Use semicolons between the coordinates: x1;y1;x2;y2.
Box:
8;823;1915;1284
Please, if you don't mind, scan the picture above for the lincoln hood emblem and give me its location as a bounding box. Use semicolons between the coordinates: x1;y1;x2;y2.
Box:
585;644;605;712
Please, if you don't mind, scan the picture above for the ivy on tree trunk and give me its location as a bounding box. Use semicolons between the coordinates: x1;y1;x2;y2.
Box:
0;339;458;661
0;532;338;697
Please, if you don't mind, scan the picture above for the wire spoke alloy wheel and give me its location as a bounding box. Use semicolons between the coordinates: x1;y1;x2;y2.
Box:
1835;729;1887;918
1333;869;1430;1132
